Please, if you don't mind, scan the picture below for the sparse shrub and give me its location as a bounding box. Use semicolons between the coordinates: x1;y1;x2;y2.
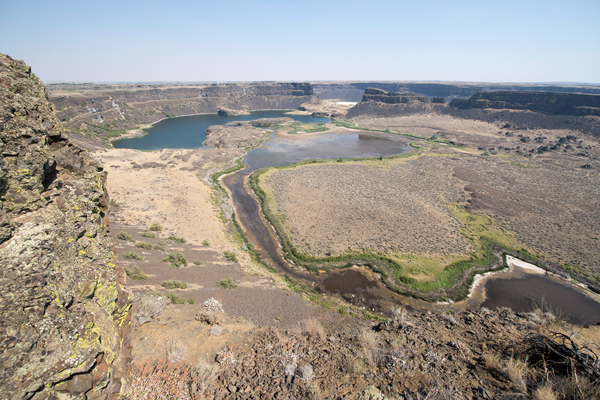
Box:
533;383;557;400
193;260;203;265
483;351;502;371
167;292;195;305
168;235;186;244
190;357;218;395
149;223;163;231
217;277;237;289
196;310;224;325
117;231;133;241
167;342;187;363
505;356;528;393
141;231;156;238
202;297;224;313
128;360;192;400
389;307;412;329
297;364;314;382
124;265;147;281
482;150;491;156
135;293;168;320
441;313;458;326
162;279;188;289
302;317;326;340
154;242;165;252
215;346;236;365
123;251;143;261
202;239;210;247
135;241;153;250
162;252;187;267
280;350;299;377
359;326;379;365
223;251;238;262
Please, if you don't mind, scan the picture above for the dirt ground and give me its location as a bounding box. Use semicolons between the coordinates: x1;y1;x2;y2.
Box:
92;131;320;365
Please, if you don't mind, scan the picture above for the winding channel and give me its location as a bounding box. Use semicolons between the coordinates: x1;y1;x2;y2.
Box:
222;130;422;314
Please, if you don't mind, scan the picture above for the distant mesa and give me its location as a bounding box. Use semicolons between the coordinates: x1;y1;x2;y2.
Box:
450;91;600;117
362;87;432;104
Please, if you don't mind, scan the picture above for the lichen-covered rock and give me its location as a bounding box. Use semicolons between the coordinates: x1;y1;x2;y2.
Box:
0;53;132;399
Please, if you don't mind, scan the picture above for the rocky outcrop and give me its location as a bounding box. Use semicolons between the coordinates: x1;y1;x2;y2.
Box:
361;88;432;104
217;108;251;117
450;91;600;117
0;54;132;399
48;82;317;147
313;82;600;102
346;88;446;117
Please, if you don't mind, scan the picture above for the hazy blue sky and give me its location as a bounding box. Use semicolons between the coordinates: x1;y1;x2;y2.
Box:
1;0;599;83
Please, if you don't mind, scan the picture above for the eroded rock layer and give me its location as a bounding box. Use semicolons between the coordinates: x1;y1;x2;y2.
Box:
0;53;132;399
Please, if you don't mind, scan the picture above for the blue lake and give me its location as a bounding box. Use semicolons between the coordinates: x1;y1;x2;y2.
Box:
111;110;330;151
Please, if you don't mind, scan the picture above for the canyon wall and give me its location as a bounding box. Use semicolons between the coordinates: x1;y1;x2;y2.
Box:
0;53;132;399
313;82;600;102
450;91;600;117
49;82;317;146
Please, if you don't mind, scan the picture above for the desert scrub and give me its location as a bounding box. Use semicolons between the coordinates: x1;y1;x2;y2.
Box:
202;239;210;247
217;277;237;289
135;241;153;250
193;260;203;265
116;231;133;241
162;252;187;267
141;231;156;238
223;251;238;263
129;360;193;400
124;265;147;281
162;279;188;289
167;292;195;305
168;235;186;244
123;251;143;261
149;222;163;231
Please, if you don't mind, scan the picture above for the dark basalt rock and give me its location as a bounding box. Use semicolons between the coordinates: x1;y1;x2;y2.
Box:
0;53;132;399
450;91;600;117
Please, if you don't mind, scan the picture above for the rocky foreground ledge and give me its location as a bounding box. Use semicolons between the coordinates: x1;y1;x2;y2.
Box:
0;54;132;399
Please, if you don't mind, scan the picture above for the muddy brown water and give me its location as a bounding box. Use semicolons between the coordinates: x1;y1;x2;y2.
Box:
482;275;600;325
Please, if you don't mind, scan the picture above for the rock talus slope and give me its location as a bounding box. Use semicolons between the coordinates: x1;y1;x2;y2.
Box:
0;53;132;399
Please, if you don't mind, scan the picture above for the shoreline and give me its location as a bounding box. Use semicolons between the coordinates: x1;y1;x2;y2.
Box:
107;108;300;145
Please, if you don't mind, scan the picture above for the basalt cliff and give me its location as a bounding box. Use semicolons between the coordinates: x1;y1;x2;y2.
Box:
49;82;317;147
0;54;132;399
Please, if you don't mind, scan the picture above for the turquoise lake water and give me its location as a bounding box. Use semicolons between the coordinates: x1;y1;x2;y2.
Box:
111;110;330;151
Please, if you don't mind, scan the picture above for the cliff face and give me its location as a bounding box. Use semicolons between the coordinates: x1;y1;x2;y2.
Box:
313;82;600;102
346;88;446;118
450;91;600;117
0;54;132;399
49;82;316;146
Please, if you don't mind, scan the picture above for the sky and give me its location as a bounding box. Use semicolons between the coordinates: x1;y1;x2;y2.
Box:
1;0;599;84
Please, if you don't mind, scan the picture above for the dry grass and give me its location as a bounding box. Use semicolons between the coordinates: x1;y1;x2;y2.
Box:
359;326;379;365
189;356;218;395
129;360;192;400
533;383;557;400
167;342;187;363
483;352;502;371
302;317;326;340
505;356;529;393
389;307;412;329
135;293;168;320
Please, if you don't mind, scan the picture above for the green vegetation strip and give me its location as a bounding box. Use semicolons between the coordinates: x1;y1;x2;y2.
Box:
250;157;543;302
